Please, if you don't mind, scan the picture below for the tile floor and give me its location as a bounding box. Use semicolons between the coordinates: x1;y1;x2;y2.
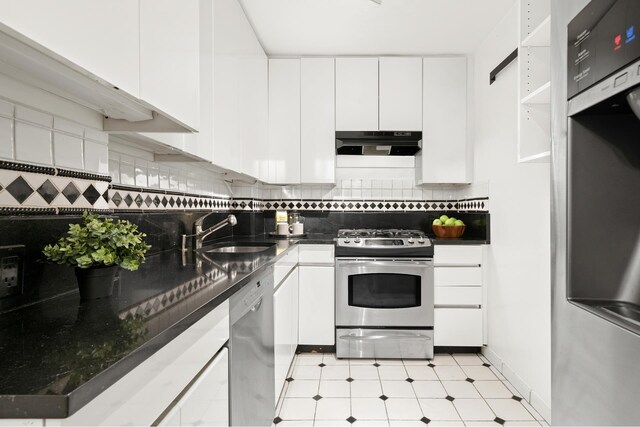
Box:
274;353;549;427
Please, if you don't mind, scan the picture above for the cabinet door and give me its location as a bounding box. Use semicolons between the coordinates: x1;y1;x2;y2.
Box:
335;58;379;131
140;0;199;131
434;308;482;347
274;268;299;405
268;59;301;184
273;279;292;404
418;57;469;184
379;57;422;131
240;55;268;179
0;0;140;97
298;266;335;345
301;58;335;184
158;348;229;427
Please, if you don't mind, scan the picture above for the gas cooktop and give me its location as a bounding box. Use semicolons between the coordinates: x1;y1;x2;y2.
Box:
335;228;433;258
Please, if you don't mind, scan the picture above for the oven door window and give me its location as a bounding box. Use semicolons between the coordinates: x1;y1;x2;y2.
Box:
348;273;421;309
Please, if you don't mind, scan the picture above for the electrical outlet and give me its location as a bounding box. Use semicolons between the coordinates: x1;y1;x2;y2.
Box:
0;245;24;298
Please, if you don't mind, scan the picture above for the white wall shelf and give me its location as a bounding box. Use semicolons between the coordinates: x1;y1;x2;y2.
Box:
517;0;551;164
521;15;550;47
521;81;550;104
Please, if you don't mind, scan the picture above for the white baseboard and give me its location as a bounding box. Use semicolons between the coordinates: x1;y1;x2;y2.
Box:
481;346;550;423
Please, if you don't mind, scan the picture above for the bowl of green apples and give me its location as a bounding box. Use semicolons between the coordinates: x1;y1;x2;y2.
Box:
432;215;466;238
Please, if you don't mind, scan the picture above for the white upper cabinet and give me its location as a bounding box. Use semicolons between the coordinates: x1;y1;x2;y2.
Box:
0;0;140;97
213;0;267;176
335;58;379;131
301;58;336;184
378;57;422;131
140;0;200;131
417;57;470;184
268;59;301;184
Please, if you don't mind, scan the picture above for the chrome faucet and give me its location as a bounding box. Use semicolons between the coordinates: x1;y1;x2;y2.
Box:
182;214;237;252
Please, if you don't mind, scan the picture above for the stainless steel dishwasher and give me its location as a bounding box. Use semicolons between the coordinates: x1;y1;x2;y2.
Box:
229;265;274;426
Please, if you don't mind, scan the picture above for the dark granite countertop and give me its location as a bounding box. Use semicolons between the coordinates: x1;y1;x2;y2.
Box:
0;231;486;419
0;236;319;419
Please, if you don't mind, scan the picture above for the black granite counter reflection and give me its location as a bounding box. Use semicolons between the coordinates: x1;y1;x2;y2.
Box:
264;211;490;244
0;239;288;418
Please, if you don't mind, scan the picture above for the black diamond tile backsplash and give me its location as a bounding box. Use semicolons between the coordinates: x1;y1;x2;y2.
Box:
6;176;34;204
36;179;59;205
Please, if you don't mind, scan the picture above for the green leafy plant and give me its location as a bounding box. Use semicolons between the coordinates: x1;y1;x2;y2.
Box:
43;212;151;271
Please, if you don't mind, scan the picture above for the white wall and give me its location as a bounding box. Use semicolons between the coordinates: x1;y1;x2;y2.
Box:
472;2;551;415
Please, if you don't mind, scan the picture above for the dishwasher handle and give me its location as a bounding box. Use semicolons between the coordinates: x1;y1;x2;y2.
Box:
250;297;263;312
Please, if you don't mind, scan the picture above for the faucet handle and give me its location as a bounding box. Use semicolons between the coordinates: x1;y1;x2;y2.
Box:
228;214;238;226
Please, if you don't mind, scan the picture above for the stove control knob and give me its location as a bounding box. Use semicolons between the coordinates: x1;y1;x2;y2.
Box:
354;238;361;244
407;238;415;245
344;238;350;244
418;239;425;244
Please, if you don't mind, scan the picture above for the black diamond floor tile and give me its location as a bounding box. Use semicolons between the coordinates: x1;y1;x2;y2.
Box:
421;416;431;424
346;377;354;383
373;362;380;367
446;395;455;401
512;395;522;401
465;378;475;383
483;363;491;367
428;363;436;368
6;176;34;204
312;394;322;401
36;179;59;204
62;182;81;204
494;417;506;425
406;378;414;383
346;416;356;424
273;417;282;424
285;377;294;382
379;395;388;401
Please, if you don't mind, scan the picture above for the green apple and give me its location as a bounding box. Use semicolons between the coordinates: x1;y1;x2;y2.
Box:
454;219;465;226
439;215;449;223
449;217;457;222
433;219;443;226
444;218;456;226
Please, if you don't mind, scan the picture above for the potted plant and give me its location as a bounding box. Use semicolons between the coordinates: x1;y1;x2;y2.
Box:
43;212;151;300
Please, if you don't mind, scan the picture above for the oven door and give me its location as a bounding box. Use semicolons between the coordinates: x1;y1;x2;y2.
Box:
335;258;433;328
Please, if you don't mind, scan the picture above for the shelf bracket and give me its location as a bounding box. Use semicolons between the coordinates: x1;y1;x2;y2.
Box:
489;48;518;85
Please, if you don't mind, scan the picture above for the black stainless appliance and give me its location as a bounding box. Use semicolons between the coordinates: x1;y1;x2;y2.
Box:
553;0;640;424
229;266;274;426
335;229;434;359
335;131;422;156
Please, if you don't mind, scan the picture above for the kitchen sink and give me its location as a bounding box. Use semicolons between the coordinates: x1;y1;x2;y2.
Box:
205;245;273;254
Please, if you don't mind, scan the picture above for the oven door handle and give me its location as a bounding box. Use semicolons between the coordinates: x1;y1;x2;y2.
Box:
339;332;432;341
336;259;431;267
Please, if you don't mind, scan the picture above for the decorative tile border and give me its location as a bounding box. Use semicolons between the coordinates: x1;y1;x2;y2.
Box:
107;186;232;212
0;160;488;215
260;197;489;213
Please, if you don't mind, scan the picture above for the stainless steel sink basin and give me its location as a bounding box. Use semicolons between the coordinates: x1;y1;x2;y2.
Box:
205;245;272;254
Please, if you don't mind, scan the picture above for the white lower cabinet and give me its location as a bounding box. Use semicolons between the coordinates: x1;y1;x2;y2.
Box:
158;348;229;427
434;308;483;347
433;245;485;347
274;267;299;405
298;265;335;346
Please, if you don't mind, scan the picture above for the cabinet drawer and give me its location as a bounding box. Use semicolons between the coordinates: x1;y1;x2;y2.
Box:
434;245;482;266
274;246;299;286
159;348;229;426
434;267;482;286
434;287;482;306
434;308;482;347
298;244;334;265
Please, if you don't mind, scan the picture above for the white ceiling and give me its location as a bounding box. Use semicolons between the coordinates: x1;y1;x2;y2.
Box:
238;0;515;56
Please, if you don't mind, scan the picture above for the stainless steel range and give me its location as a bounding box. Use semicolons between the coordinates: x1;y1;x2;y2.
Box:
335;229;434;359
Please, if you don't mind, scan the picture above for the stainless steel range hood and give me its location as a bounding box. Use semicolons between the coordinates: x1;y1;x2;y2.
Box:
335;131;422;156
